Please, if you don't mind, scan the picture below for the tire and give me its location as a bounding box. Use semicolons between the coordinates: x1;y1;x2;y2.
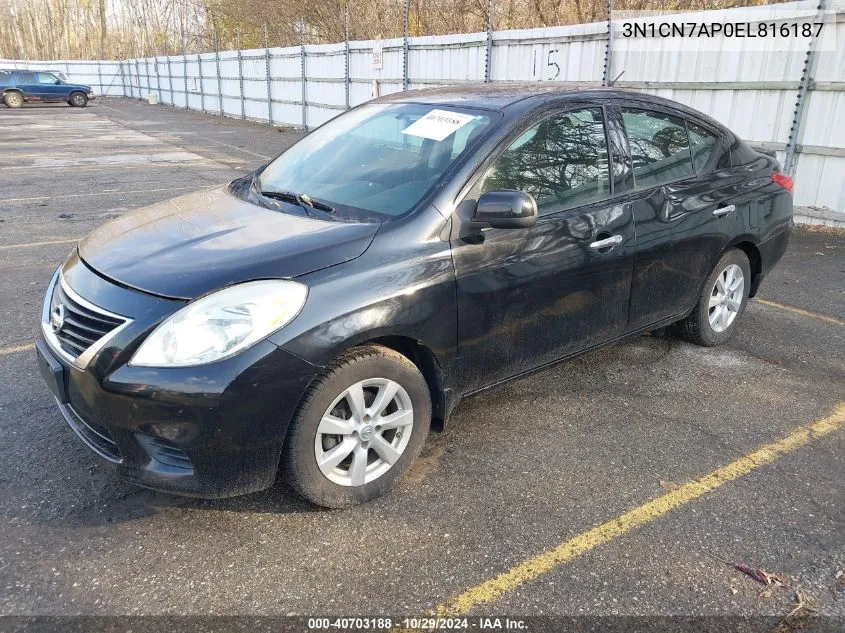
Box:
69;92;88;107
282;344;431;508
679;248;751;347
3;91;23;108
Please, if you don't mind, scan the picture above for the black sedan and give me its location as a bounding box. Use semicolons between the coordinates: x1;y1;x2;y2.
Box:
36;84;793;507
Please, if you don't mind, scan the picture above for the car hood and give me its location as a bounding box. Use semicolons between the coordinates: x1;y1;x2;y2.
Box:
78;186;379;299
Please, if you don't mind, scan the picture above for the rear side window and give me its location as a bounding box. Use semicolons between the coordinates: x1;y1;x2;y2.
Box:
478;107;612;214
18;72;36;83
622;108;694;188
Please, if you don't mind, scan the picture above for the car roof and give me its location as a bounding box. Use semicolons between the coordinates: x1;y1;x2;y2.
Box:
372;82;728;131
375;82;668;108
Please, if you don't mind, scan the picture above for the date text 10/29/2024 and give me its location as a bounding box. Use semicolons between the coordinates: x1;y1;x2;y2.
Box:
307;617;528;630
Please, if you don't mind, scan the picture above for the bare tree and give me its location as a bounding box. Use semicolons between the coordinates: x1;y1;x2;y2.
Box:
0;0;782;60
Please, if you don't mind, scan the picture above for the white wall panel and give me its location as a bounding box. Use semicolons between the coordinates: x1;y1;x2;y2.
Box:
3;0;842;213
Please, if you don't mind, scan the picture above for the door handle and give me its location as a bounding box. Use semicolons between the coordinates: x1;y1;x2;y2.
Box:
713;204;736;217
589;234;623;251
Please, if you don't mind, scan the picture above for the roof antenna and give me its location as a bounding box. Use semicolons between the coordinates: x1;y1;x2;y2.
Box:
608;70;625;87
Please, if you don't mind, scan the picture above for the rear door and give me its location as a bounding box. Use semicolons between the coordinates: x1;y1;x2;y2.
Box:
614;102;740;330
450;104;635;392
14;71;40;99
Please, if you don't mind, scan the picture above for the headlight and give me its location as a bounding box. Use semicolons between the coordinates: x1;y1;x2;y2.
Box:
129;280;307;368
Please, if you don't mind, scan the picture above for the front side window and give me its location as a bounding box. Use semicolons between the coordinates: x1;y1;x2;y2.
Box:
622;108;694;188
478;107;611;214
36;72;57;84
258;103;492;218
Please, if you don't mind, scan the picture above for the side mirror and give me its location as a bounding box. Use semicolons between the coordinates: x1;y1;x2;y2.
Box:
55;79;61;85
473;190;538;229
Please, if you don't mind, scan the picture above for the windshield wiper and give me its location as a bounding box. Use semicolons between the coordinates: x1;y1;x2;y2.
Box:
258;188;335;213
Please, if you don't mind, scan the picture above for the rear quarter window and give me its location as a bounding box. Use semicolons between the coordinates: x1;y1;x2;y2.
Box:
687;122;719;173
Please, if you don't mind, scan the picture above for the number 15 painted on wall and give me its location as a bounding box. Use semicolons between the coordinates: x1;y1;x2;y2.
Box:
533;48;561;80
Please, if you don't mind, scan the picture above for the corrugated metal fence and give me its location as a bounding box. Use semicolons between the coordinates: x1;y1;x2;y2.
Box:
2;0;844;218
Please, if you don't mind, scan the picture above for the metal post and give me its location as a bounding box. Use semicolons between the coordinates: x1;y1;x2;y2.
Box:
145;56;151;95
484;0;494;83
402;0;410;90
264;23;273;125
215;37;224;116
784;0;827;177
345;6;350;109
602;0;613;86
183;48;190;109
167;56;174;106
96;60;103;96
153;56;162;101
119;61;128;97
237;30;245;119
134;59;141;99
300;43;307;130
198;54;205;113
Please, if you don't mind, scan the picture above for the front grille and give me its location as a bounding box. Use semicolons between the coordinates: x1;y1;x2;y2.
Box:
49;280;125;360
58;400;122;463
137;434;194;472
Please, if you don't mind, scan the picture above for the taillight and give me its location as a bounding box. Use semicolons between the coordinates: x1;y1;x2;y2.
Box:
772;172;794;194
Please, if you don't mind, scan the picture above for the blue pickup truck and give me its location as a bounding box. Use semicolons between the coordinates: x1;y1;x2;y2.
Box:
0;70;94;108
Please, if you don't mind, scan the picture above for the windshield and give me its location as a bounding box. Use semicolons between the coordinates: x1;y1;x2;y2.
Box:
258;103;494;218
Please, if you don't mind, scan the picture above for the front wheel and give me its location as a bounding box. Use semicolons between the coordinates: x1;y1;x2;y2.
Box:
69;92;88;107
679;248;751;346
282;345;431;508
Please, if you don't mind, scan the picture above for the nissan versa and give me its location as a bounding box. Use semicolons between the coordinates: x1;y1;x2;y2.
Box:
36;85;793;507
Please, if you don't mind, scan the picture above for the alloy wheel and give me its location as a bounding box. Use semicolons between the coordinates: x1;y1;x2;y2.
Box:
708;263;744;332
71;94;86;106
314;378;414;487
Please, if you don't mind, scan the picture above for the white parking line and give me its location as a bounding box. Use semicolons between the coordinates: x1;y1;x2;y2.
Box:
96;102;274;160
0;238;80;250
3;185;203;204
1;162;235;172
0;343;34;357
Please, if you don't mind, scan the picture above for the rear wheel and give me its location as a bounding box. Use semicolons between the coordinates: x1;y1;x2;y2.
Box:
69;92;88;107
679;248;751;346
282;345;431;508
3;91;23;108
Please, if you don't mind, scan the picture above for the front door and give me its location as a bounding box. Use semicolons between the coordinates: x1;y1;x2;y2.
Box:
450;106;635;393
34;72;64;101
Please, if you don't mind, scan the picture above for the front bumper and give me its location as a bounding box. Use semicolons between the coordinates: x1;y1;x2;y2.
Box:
36;254;320;498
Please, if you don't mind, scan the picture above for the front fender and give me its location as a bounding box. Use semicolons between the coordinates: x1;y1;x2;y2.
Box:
268;212;458;380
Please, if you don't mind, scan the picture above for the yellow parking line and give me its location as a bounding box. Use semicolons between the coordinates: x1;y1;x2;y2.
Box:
0;343;34;356
434;402;845;616
0;238;80;250
755;299;844;326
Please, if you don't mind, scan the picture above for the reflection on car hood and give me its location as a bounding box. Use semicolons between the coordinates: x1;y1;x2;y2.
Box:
78;186;379;299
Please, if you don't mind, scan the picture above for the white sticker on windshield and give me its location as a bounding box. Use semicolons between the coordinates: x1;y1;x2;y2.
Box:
401;109;476;142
